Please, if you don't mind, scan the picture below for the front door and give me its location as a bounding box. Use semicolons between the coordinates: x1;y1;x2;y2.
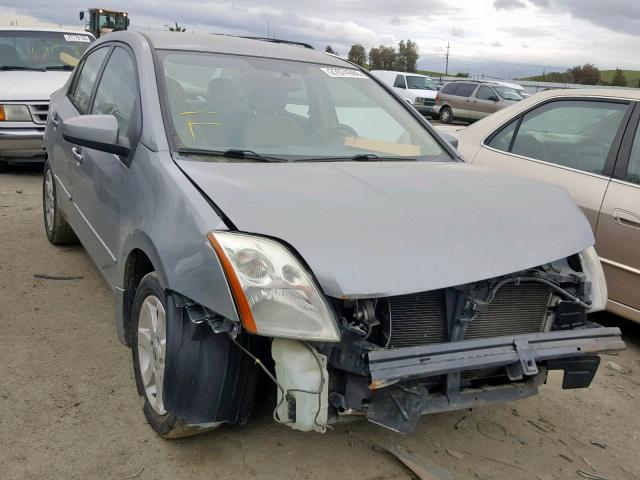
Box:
48;46;110;224
595;109;640;317
70;45;139;285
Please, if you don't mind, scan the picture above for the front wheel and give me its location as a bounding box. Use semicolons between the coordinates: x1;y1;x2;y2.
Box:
132;272;212;438
439;106;453;124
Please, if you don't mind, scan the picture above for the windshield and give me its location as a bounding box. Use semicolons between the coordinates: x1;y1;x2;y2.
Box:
0;31;92;70
406;75;438;91
98;13;128;31
494;86;524;101
158;51;451;162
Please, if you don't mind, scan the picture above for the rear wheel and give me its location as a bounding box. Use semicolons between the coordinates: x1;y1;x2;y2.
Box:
439;106;453;124
132;272;214;438
42;162;77;244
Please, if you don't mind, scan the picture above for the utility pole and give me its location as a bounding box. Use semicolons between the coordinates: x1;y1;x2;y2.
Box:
445;42;450;76
267;19;270;39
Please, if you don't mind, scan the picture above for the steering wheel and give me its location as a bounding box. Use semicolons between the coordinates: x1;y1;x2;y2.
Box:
307;123;358;146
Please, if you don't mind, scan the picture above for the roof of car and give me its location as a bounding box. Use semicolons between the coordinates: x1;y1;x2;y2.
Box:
0;26;94;36
530;87;640;101
138;31;351;67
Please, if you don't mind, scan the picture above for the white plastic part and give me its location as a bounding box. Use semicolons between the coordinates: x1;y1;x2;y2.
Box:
578;246;608;312
271;338;329;433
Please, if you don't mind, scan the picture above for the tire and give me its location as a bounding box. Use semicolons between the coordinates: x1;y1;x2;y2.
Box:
439;106;453;124
131;272;214;439
43;161;78;245
0;159;8;173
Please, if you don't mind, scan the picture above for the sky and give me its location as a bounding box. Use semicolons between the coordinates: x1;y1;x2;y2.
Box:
2;0;639;78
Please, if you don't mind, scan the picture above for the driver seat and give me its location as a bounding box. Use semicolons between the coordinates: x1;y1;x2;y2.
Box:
240;89;304;149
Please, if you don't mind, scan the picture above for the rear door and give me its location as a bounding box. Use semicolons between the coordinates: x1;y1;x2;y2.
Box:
474;98;633;229
70;45;141;285
48;45;110;228
595;105;640;317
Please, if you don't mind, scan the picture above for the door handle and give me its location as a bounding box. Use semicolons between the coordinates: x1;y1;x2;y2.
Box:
72;146;83;164
613;208;640;230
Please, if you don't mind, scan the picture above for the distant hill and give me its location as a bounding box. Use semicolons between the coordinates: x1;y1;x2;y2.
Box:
600;70;640;87
522;69;640;87
416;69;446;77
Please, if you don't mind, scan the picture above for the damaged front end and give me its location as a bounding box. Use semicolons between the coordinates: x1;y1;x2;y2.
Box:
270;250;624;434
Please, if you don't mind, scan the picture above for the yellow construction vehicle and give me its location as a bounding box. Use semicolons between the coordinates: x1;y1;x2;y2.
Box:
79;8;130;39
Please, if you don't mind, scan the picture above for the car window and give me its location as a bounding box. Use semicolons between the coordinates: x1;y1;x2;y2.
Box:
476;86;496;100
440;83;457;95
159;51;451;162
454;83;477;98
491;100;628;175
487;120;518;151
69;47;109;114
91;47;137;135
626;123;640;185
406;76;437;91
494;86;524;101
393;75;406;88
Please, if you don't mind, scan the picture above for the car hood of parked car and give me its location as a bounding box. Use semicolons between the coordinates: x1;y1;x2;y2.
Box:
0;71;70;101
177;159;594;299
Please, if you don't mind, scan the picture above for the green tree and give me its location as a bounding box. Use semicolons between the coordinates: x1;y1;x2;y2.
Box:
369;45;398;70
397;40;419;72
611;68;627;87
568;63;600;85
325;45;337;55
347;44;367;66
166;22;186;32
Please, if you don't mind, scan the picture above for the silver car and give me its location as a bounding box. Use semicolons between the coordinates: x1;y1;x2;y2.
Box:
42;31;622;438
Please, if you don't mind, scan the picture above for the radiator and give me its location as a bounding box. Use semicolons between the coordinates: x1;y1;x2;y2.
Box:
464;283;552;340
383;283;552;349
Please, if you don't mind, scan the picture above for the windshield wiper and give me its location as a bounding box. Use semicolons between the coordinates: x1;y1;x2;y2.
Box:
293;153;417;162
177;148;289;163
0;65;46;71
44;65;75;71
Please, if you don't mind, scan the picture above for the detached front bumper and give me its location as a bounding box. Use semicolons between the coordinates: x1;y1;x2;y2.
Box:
366;327;624;433
0;127;45;160
369;327;624;381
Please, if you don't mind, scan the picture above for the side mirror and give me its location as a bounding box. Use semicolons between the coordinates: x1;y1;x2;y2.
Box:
62;115;130;156
489;95;499;102
79;11;84;20
440;132;459;149
126;17;130;27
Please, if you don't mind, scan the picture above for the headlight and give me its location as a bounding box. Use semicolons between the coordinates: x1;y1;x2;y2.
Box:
208;231;340;342
0;104;32;122
578;246;607;312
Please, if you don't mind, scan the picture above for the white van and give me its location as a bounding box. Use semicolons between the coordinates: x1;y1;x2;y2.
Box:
370;70;439;118
0;27;94;172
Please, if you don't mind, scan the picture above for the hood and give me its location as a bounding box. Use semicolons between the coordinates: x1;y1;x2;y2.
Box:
410;89;437;98
0;71;70;101
178;159;594;298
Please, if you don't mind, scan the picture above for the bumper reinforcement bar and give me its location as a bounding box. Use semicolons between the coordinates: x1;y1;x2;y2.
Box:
368;327;625;382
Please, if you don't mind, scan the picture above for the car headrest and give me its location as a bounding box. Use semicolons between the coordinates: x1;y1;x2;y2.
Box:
207;77;239;103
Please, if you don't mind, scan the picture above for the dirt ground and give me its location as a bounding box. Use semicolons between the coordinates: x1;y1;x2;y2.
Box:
1;166;639;480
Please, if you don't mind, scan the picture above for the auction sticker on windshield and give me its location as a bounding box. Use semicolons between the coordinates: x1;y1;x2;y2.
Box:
320;67;368;79
64;34;91;42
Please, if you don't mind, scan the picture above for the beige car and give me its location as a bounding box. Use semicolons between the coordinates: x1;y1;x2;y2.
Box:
435;80;524;123
446;89;640;323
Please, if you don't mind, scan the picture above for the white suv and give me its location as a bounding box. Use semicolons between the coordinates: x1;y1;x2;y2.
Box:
370;70;439;118
0;27;93;172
